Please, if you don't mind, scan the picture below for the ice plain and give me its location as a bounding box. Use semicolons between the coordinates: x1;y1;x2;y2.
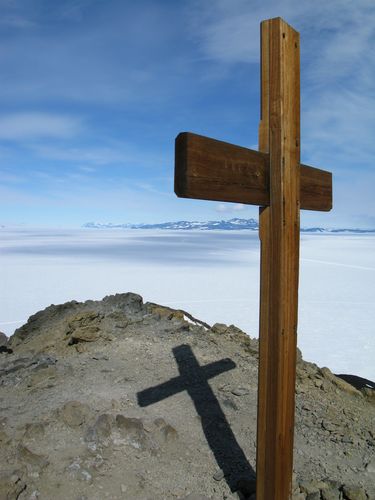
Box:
0;228;374;381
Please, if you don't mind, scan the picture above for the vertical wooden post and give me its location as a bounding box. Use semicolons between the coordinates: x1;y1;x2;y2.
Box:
256;18;300;500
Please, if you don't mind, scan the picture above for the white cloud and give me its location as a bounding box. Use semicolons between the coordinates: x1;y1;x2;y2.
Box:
34;145;127;166
216;203;246;213
189;1;375;68
33;143;166;168
0;113;83;140
0;14;35;28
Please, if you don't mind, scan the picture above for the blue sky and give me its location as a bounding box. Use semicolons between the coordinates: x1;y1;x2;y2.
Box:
0;0;374;228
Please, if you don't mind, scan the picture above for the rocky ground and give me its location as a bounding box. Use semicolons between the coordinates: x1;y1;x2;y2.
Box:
0;293;374;500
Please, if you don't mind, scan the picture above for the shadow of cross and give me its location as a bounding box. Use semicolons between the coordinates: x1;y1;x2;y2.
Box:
137;344;256;492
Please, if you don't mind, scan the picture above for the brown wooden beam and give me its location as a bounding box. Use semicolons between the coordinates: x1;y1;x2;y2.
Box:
256;18;300;499
175;131;332;212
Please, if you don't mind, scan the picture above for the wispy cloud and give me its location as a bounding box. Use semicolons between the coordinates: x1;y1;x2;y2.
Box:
216;203;247;213
33;143;166;168
0;113;83;140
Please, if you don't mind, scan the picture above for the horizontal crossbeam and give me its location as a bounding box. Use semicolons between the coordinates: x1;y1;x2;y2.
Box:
175;132;332;212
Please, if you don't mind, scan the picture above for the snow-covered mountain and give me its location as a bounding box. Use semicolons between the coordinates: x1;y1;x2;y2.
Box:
83;218;259;231
83;218;375;233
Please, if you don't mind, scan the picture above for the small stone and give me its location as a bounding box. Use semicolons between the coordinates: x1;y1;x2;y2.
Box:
93;414;113;439
321;489;341;500
78;470;92;483
17;444;49;472
213;469;224;481
75;343;87;353
160;423;178;442
153;418;178;442
120;484;127;493
67;460;93;484
23;422;46;439
222;398;239;411
342;485;367;500
299;480;327;495
231;387;250;397
116;415;147;449
211;323;228;335
0;429;11;447
60;401;91;427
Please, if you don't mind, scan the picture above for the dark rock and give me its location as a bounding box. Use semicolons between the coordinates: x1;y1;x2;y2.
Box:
0;332;13;354
0;332;8;346
103;292;143;313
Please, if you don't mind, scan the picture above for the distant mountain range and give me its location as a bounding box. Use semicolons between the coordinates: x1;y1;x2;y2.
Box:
82;218;375;233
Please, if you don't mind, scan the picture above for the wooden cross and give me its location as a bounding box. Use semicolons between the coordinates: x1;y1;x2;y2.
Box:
174;17;333;500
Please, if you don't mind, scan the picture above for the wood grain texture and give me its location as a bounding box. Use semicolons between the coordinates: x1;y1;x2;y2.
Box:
256;17;300;500
256;18;271;500
174;132;332;212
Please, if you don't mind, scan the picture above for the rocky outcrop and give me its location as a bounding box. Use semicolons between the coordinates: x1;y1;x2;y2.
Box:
0;293;374;499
